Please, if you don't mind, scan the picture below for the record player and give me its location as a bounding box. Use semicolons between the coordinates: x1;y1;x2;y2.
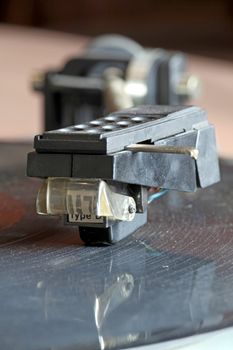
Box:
0;29;232;350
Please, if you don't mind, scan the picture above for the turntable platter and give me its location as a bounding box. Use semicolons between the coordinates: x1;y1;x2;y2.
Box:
0;143;233;349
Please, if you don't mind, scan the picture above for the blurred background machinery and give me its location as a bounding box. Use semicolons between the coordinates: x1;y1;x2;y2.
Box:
33;35;200;130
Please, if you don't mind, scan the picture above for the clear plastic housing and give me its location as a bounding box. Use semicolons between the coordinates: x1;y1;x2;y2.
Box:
37;178;136;222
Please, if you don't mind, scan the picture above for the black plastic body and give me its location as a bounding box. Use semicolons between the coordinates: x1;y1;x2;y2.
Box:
27;105;220;244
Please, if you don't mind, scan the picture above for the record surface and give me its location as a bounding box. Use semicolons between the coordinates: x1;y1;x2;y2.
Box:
0;143;233;350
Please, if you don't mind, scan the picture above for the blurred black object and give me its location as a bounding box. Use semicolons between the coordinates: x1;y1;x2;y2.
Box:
33;35;200;130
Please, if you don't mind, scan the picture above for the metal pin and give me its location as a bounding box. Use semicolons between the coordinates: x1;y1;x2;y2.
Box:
176;74;201;99
103;67;133;112
31;71;45;91
126;144;199;160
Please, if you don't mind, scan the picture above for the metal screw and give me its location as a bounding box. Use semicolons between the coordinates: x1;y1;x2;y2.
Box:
128;204;136;214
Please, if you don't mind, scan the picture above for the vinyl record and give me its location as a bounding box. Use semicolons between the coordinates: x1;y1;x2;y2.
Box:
0;143;233;350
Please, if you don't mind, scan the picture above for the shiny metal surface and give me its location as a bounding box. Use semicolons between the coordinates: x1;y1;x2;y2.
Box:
0;143;233;349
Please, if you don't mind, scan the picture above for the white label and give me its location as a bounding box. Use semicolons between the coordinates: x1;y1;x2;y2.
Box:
68;213;104;224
